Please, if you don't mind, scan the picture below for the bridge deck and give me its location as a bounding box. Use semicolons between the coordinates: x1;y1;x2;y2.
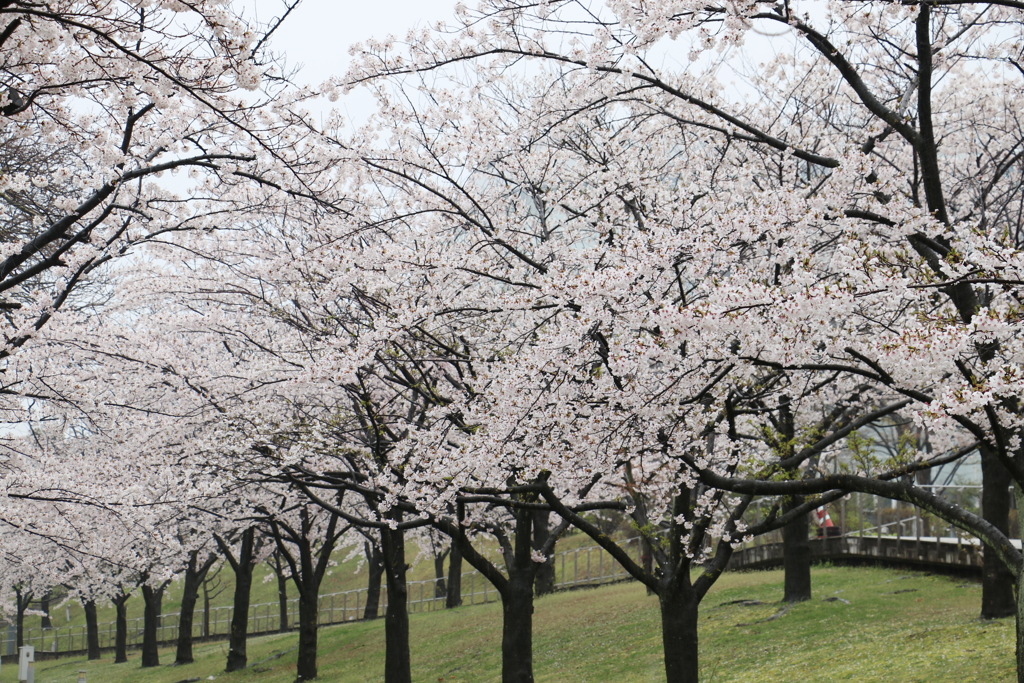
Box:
727;535;1022;573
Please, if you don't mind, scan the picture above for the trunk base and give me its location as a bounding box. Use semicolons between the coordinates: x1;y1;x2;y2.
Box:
659;589;700;683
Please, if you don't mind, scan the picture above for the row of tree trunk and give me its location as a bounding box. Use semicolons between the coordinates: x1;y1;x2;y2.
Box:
33;500;1012;683
71;524;473;679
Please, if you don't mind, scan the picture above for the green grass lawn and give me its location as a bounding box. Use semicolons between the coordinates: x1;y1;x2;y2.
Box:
12;565;1014;683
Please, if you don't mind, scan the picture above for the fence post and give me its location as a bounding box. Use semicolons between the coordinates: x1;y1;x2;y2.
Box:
895;500;902;556
840;496;847;554
876;496;882;553
915;504;921;558
957;488;964;557
857;492;863;540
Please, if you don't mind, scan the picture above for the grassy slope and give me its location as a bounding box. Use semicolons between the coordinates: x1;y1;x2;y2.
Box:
12;565;1015;683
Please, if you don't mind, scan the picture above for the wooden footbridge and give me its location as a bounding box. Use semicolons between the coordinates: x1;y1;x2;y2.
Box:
727;533;989;574
728;487;1020;575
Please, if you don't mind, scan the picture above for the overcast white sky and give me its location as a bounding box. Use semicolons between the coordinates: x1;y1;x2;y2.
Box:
250;0;459;84
238;0;803;126
241;0;459;125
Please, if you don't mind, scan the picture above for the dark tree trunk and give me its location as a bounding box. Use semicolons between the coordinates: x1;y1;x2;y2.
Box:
202;588;211;638
531;509;555;596
295;588;319;682
273;552;289;632
982;445;1016;619
1016;567;1024;683
113;593;130;664
269;507;343;683
15;605;23;650
501;575;535;683
14;588;30;650
176;578;199;664
381;521;411;683
83;600;100;660
782;496;812;603
659;584;700;683
222;528;256;672
446;524;463;609
496;505;547;683
140;583;165;668
775;395;811;604
364;540;385;620
447;502;548;683
201;572;217;638
176;551;217;665
1013;486;1024;683
433;549;448;599
641;537;655;596
40;591;51;629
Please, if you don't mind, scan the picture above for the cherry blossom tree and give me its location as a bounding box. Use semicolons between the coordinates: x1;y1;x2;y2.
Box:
0;7;352;647
19;3;1024;683
329;2;1024;680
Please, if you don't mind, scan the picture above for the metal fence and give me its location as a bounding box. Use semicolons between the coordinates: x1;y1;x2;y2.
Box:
8;535;650;656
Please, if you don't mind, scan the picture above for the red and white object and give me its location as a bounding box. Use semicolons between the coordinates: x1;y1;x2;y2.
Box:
815;507;835;530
